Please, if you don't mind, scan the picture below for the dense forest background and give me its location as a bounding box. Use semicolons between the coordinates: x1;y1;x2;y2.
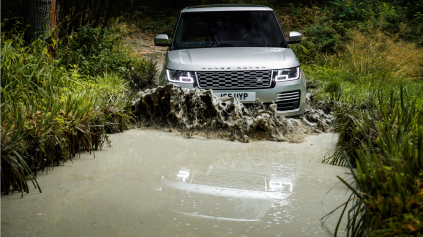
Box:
3;0;422;68
3;0;422;44
2;0;423;236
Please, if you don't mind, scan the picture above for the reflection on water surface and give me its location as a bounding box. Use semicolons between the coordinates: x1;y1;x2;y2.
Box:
164;158;300;221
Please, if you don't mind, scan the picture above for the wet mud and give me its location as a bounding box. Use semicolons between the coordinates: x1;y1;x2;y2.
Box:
132;84;335;143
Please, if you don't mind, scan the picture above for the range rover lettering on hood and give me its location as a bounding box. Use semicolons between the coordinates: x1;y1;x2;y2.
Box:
201;66;266;70
166;47;299;71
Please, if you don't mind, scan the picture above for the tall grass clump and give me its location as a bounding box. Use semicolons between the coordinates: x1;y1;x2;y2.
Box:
334;87;423;236
305;30;423;89
0;26;151;195
336;30;423;85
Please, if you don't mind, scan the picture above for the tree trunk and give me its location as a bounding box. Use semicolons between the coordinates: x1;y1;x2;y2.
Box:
48;0;58;57
29;0;53;42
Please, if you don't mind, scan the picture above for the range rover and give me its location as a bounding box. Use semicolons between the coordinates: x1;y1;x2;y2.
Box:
154;4;306;117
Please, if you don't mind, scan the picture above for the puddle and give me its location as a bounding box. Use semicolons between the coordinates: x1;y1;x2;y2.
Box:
2;130;349;236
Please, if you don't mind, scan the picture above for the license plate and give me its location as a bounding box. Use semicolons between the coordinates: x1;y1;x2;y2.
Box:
214;92;256;101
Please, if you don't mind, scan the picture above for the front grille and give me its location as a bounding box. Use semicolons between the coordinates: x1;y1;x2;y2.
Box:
196;70;272;89
275;90;301;111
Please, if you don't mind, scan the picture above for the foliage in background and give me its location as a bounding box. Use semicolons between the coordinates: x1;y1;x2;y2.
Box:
304;29;423;91
58;25;133;76
337;30;423;83
1;0;117;43
122;7;179;35
275;4;321;34
57;0;116;37
57;25;157;87
291;0;423;65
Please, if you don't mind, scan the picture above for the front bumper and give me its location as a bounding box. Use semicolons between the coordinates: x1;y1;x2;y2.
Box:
159;70;306;117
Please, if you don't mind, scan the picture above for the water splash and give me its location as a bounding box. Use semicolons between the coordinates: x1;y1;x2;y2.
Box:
132;84;334;142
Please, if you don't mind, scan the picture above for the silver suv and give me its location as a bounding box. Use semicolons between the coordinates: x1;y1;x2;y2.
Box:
154;4;306;117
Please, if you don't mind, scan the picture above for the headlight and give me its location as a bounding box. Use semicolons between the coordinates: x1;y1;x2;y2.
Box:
273;67;300;81
166;69;194;83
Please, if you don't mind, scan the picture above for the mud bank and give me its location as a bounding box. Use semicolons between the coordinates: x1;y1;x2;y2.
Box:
132;84;335;142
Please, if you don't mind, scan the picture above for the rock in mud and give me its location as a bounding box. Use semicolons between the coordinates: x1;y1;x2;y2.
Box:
132;84;334;142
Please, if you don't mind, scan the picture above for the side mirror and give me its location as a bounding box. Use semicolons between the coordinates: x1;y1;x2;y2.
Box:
288;31;302;44
154;34;170;46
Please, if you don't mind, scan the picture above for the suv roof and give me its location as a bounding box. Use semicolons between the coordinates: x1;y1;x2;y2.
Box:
182;4;272;13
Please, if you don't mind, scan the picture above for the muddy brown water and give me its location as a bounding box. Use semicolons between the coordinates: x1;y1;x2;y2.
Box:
2;129;350;236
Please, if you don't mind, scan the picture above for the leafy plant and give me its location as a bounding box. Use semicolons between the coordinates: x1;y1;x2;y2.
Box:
1;31;134;195
126;58;158;92
58;25;134;77
334;87;423;236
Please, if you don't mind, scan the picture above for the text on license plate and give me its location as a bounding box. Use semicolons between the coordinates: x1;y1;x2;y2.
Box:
214;92;256;101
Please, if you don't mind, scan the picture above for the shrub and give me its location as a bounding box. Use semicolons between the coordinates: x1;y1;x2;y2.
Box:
57;25;134;77
1;33;133;195
126;58;158;92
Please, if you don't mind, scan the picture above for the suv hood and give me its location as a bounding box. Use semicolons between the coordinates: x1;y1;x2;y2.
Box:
166;47;299;71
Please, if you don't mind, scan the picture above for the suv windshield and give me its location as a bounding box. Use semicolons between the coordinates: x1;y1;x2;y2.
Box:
173;11;286;50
